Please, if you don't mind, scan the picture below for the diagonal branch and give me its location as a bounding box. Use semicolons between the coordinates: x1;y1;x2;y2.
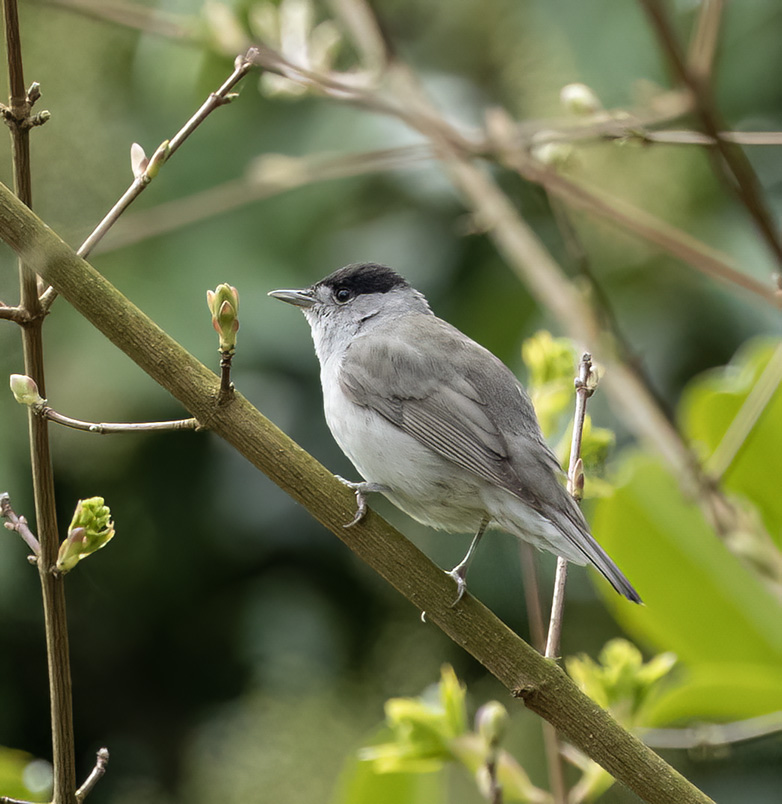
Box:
0;179;717;804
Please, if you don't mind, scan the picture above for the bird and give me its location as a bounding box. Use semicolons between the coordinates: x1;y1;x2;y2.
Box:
269;262;640;604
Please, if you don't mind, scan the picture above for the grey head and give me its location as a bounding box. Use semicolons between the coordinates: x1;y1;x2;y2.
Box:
269;263;432;363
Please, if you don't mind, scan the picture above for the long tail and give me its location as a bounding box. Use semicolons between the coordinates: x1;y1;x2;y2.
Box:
553;501;642;604
580;529;642;603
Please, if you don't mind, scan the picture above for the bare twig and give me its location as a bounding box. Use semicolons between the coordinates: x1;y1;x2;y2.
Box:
512;156;781;309
1;492;41;555
639;0;782;269
94;144;431;253
218;352;234;402
0;302;30;321
520;545;568;804
641;710;782;750
0;796;35;804
35;404;199;434
545;356;593;661
39;48;258;311
76;747;109;802
687;0;725;81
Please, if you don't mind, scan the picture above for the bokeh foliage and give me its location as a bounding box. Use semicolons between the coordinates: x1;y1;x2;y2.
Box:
0;1;781;803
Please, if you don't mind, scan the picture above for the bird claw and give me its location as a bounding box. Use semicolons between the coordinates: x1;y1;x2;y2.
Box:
446;567;468;607
335;476;387;528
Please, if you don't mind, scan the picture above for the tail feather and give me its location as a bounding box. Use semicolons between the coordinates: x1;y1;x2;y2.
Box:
552;500;642;604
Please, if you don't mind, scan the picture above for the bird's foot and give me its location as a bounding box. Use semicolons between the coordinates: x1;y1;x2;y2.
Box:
334;476;388;528
446;566;469;607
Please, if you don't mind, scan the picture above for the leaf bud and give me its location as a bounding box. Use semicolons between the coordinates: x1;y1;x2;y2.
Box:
10;374;44;407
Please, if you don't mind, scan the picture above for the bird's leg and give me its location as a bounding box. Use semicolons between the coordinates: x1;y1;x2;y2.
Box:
447;517;490;605
334;476;389;528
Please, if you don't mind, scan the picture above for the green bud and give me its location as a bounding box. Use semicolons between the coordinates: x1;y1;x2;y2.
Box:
207;284;240;353
145;140;170;179
475;701;509;749
10;374;44;407
56;497;115;574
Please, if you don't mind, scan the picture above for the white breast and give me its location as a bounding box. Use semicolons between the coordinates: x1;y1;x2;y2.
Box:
319;354;487;533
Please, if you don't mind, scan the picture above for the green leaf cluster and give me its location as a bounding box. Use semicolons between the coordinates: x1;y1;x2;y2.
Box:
335;666;551;804
56;496;115;574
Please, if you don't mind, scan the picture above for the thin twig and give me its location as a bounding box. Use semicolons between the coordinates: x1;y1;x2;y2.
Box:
639;0;782;269
513;155;781;309
687;0;725;81
520;542;568;802
76;747;109;802
39;48;259;312
641;710;782;750
519;543;546;653
37;404;199;434
93;144;431;253
218;352;234;402
0;492;41;555
2;1;78;802
0;302;30;321
545;355;594;660
705;342;782;480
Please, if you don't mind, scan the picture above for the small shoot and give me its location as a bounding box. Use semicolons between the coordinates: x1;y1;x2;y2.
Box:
56;497;115;574
207;283;240;399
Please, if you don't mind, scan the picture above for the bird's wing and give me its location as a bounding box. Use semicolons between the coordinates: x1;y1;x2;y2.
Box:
340;315;642;602
338;314;555;501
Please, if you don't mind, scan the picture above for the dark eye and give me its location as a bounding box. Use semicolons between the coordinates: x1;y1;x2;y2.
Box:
334;287;352;303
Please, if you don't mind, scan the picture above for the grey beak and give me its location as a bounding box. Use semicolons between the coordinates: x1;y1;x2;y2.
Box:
268;288;316;308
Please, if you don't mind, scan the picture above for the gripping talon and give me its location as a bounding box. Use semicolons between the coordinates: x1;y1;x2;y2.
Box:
334;476;388;528
447;568;468;606
344;490;368;528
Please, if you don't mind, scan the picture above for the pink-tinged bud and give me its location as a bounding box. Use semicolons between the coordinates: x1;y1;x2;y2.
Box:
10;374;44;407
130;143;148;179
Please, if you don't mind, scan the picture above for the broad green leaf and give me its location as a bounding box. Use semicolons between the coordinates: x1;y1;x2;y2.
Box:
680;338;782;548
593;452;782;669
646;663;782;725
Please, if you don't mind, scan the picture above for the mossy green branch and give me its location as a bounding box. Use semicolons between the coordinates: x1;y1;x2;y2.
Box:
0;181;715;804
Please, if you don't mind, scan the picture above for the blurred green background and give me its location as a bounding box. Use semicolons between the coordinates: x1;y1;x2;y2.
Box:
1;1;781;802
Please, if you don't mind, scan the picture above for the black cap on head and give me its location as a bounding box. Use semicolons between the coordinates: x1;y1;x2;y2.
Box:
318;263;409;297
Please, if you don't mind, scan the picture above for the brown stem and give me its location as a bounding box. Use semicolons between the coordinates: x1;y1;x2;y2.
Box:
2;2;77;802
38;404;199;434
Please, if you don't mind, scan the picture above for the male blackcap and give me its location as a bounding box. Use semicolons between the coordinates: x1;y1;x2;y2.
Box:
269;263;640;604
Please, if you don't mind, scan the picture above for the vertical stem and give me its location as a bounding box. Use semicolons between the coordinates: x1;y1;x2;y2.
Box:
545;353;593;660
2;2;77;802
540;354;595;804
